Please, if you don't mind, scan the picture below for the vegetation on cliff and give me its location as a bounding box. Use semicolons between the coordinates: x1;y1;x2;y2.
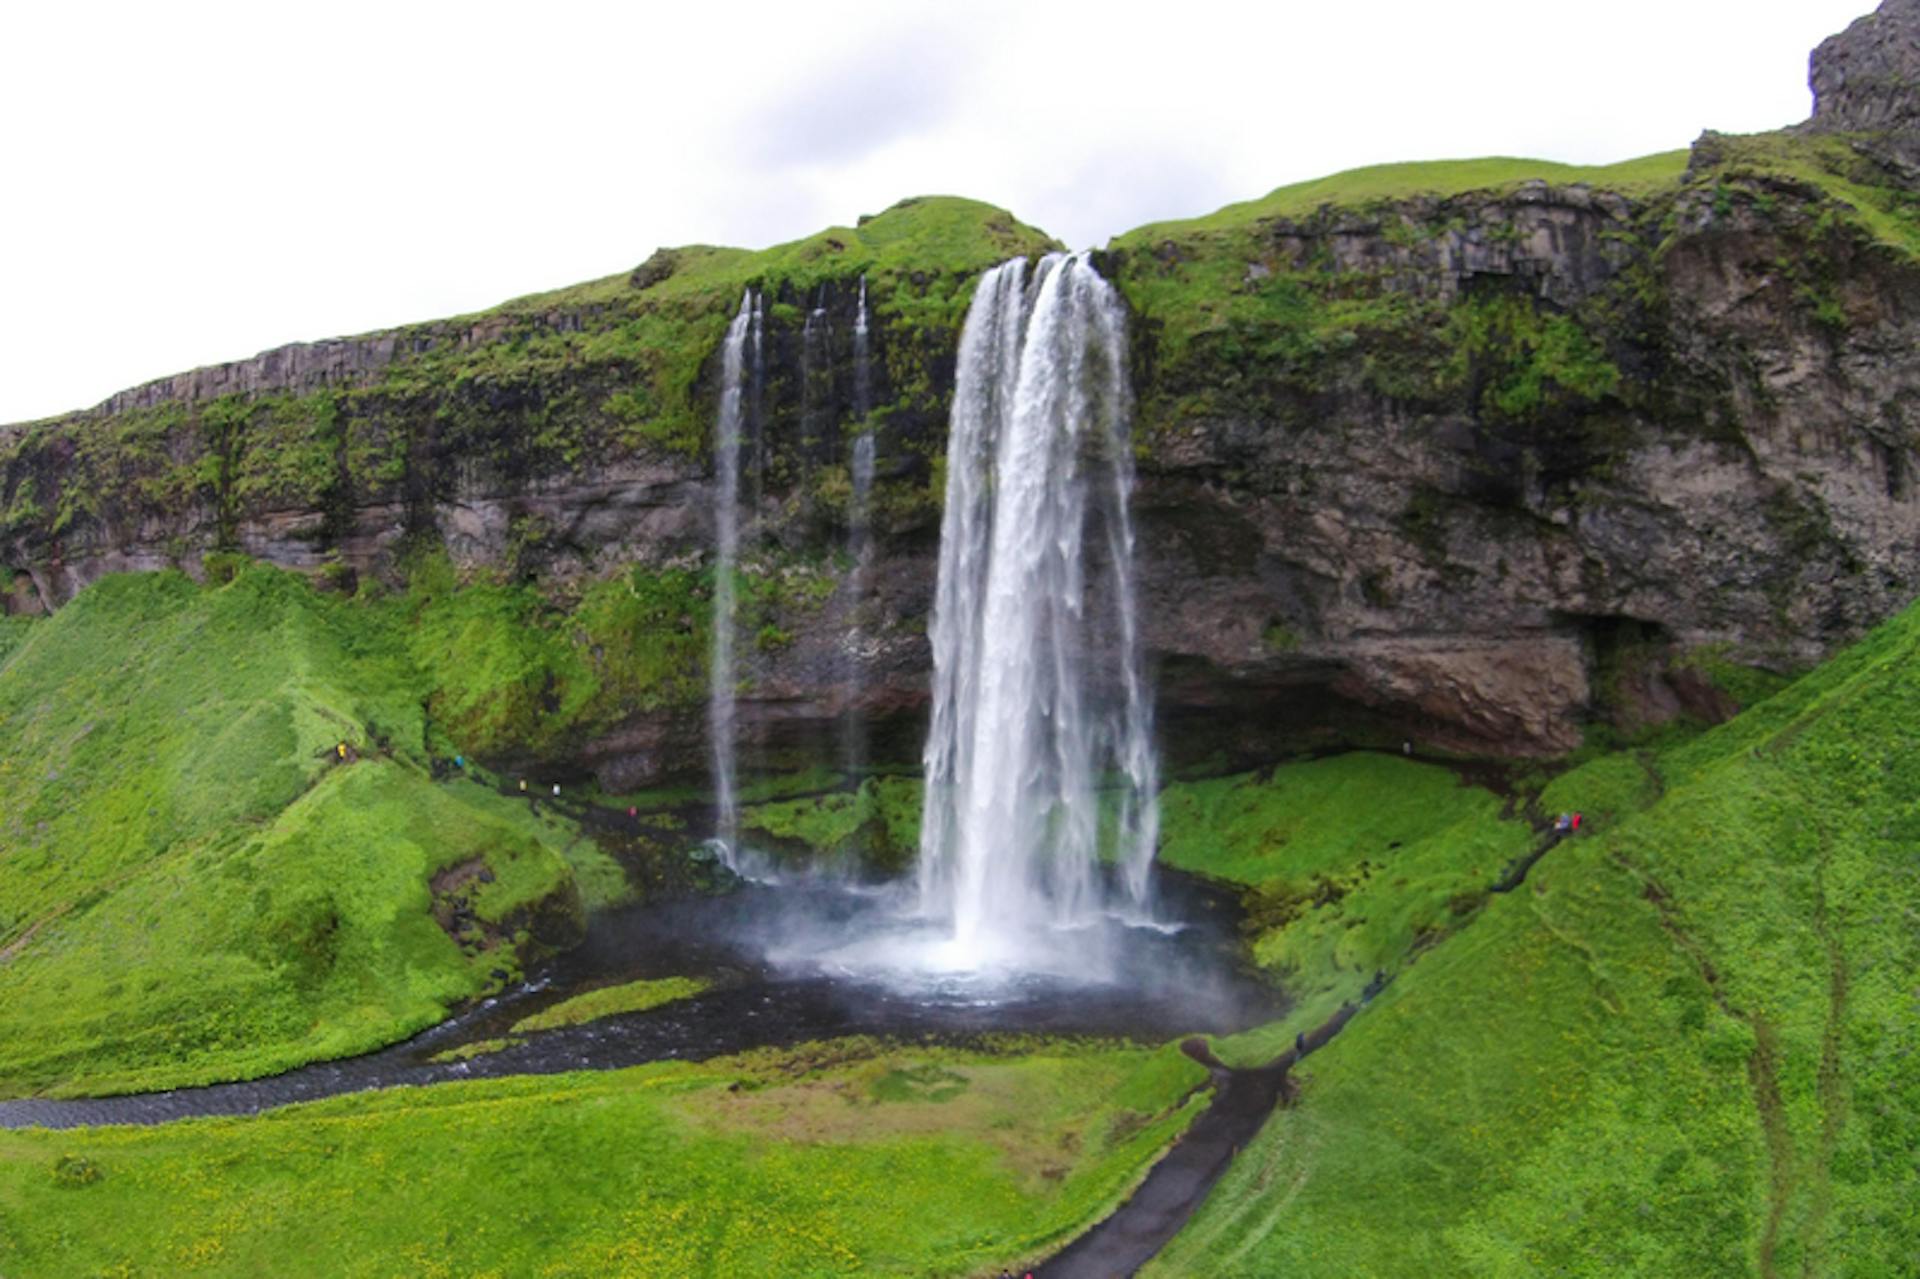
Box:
1107;128;1920;447
0;197;1055;595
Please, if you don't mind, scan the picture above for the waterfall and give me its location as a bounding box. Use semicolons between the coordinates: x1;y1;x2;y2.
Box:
850;274;876;525
915;253;1160;964
840;276;877;782
802;294;832;459
748;293;767;511
708;289;755;859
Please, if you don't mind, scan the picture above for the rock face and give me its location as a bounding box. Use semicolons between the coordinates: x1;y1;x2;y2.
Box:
1810;0;1920;171
1113;170;1920;762
6;15;1920;783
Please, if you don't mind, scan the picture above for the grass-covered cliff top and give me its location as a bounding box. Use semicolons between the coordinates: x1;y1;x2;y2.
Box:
1114;129;1920;248
0;196;1057;551
1119;150;1693;245
1104;126;1920;438
493;194;1059;316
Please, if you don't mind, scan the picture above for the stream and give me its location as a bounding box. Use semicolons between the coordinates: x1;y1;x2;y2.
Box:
0;866;1283;1132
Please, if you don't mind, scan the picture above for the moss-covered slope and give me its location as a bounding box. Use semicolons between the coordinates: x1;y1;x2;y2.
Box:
0;566;599;1097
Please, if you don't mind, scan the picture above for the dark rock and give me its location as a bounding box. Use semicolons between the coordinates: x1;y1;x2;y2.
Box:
1808;0;1920;172
627;248;681;291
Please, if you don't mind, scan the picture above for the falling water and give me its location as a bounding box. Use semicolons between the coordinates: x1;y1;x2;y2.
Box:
849;275;876;522
747;293;767;511
840;276;878;781
915;253;1161;965
708;290;755;860
802;294;833;460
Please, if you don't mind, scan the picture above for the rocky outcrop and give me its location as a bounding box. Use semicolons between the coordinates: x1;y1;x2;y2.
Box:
1809;0;1920;172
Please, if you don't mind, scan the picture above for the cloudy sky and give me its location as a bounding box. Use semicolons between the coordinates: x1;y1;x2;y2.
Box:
0;0;1873;424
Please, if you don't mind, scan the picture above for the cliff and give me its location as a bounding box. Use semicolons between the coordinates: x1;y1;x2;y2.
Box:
6;11;1920;782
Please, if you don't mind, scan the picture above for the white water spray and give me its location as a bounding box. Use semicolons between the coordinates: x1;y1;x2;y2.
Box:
915;253;1161;966
708;290;754;861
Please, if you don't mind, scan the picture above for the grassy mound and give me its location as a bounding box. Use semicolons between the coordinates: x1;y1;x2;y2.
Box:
0;567;607;1097
739;776;925;875
512;976;713;1034
0;1038;1206;1278
1148;599;1920;1275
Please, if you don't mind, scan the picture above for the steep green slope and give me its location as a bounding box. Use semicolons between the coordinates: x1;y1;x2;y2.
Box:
0;1039;1206;1278
1149;599;1920;1276
1156;754;1534;1064
0;567;599;1097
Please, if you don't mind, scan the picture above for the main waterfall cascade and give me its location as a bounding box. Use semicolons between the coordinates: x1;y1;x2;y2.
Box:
914;252;1162;967
707;258;1165;980
707;289;755;864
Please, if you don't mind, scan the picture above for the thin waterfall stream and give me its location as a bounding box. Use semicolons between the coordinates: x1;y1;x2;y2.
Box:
841;274;877;782
707;289;754;865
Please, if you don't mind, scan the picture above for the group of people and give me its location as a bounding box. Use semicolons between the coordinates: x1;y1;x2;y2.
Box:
1553;812;1584;835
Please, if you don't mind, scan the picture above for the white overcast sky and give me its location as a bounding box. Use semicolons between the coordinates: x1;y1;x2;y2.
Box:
0;0;1874;424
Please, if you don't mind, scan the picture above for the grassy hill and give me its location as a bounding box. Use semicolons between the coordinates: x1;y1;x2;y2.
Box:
0;566;612;1097
1143;596;1920;1275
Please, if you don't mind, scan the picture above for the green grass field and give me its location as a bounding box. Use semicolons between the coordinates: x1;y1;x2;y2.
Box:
0;1039;1207;1278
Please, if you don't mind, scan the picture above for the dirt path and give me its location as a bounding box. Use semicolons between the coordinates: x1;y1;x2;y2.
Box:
1034;996;1370;1279
1032;816;1575;1277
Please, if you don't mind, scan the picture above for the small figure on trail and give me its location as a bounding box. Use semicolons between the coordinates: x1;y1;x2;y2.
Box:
627;805;638;822
1295;1031;1306;1056
336;742;348;762
552;783;561;798
1554;813;1571;835
453;755;465;770
518;779;527;793
1571;812;1583;832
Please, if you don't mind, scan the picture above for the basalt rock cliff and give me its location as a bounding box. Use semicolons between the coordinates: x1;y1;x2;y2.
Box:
6;9;1920;784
